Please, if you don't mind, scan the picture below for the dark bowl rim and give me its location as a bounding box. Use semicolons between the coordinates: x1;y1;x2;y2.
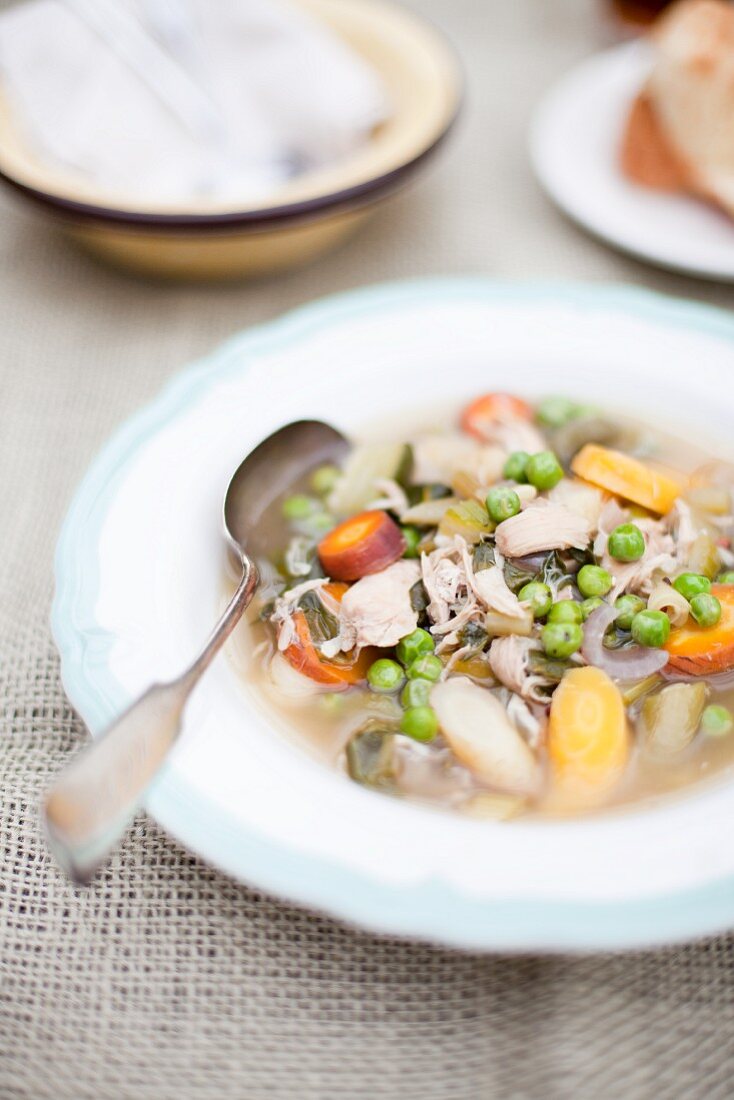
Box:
0;9;463;235
0;103;460;232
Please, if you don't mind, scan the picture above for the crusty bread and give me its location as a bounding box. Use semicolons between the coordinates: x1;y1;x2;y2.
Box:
621;0;734;217
620;90;691;191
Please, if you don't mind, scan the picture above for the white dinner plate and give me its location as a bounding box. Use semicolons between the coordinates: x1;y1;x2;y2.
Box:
53;279;734;951
530;41;734;280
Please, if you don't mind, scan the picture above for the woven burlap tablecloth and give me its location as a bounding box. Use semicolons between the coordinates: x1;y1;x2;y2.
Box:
4;2;734;1097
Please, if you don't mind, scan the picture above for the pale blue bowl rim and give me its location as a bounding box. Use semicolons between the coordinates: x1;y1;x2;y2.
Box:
52;276;734;952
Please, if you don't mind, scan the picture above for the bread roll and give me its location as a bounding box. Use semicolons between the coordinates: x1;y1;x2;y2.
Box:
621;0;734;217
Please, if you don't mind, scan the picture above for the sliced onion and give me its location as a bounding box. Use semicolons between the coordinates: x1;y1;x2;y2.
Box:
662;666;734;690
511;552;548;574
581;605;669;680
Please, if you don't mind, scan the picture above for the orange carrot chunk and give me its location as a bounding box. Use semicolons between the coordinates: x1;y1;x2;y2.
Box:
547;666;629;809
282;612;374;685
318;510;405;581
665;584;734;675
460;392;533;439
282;583;375;685
571;443;684;515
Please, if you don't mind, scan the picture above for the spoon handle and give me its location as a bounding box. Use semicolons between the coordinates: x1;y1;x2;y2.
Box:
44;558;259;884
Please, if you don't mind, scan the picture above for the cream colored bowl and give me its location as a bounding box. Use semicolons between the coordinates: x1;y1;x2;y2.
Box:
0;0;461;280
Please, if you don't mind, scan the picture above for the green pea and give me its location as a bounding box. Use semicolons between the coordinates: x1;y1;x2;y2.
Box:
282;494;318;520
673;572;711;601
580;596;605;620
400;706;438;742
406;654;443;682
486;486;521;523
614;594;646;630
631;609;670;648
502;451;530;482
396;628;434;667
608;523;645;562
401;525;422;559
309;464;340;495
718;572;734;584
367;658;405;694
577;564;613;598
401;678;432;709
541;621;583;659
547;600;584;625
690;592;722;628
701;704;734;737
518;581;553;619
536;396;580;428
526;450;564;491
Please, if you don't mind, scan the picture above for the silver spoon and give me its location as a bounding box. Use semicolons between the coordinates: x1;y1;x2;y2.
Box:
45;419;348;884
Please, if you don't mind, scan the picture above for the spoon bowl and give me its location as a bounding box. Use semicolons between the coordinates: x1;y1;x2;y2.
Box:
45;418;348;883
224;419;348;555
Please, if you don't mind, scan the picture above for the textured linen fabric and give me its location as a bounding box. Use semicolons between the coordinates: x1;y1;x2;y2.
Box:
3;1;734;1097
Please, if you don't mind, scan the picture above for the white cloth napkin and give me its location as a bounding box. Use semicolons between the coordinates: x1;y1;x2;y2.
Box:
0;0;389;204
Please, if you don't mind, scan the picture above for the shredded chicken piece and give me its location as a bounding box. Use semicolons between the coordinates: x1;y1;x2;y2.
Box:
434;557;465;610
431;598;481;639
420;543;465;625
495;499;593;558
598;515;677;599
488;635;551;704
473;565;522;616
488;634;532;695
608;553;678;600
455;536;479;596
418;537;490;648
319;587;342;619
420;535;527;648
441;643;475;677
271;578;330;651
337;560;421;651
671;498;697;564
421;568;448;627
277;618;298;651
594;498;678;596
366;477;409;518
319;635;344;660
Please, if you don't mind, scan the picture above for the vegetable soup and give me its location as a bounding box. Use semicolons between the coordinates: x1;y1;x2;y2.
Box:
235;393;734;820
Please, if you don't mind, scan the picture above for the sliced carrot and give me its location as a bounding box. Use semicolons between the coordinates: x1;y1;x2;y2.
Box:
460;392;533;439
282;583;375;685
571;443;684;515
665;584;734;675
547;666;629;807
318;510;405;581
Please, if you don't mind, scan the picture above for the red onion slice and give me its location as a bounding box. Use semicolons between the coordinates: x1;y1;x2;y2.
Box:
581;605;669;680
511;552;548;574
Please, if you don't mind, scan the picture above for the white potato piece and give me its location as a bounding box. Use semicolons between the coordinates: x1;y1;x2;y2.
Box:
431;677;541;795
